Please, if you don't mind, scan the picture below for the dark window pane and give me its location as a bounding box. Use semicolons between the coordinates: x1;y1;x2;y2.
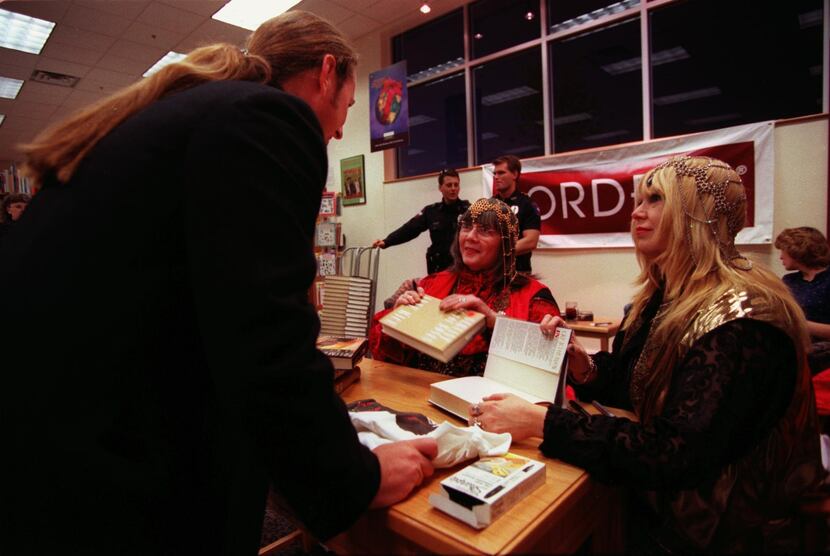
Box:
548;0;640;33
470;0;540;59
393;9;464;82
474;48;544;164
651;0;824;138
397;72;468;178
550;18;643;153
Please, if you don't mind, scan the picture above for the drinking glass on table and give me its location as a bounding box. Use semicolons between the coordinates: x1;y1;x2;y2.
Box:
565;301;578;320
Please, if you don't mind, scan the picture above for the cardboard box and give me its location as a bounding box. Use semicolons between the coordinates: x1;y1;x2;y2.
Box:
429;453;546;529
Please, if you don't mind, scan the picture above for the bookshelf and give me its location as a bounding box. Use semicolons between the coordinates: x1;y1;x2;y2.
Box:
1;162;34;195
312;190;343;310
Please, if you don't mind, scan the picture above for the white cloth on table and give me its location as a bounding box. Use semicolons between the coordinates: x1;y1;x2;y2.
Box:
349;410;511;468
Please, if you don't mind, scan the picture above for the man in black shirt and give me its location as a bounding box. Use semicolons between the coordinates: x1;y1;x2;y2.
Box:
373;168;470;274
491;155;540;273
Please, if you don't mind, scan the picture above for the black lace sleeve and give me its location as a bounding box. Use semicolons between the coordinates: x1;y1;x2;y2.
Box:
539;319;796;490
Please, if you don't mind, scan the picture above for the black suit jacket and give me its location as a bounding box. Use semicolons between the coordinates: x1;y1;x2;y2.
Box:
0;80;379;555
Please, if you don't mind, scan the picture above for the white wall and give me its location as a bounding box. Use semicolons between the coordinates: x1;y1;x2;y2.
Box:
330;29;829;328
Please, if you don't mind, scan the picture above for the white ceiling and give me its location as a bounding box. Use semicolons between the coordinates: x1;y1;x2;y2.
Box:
0;0;465;164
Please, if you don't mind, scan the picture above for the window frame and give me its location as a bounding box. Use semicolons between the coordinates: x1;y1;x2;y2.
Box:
386;0;829;180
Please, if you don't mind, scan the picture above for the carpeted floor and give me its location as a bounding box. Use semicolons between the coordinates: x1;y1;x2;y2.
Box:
259;502;303;555
259;492;333;555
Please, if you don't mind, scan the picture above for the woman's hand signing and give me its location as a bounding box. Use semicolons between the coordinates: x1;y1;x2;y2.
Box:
393;286;426;308
439;294;499;328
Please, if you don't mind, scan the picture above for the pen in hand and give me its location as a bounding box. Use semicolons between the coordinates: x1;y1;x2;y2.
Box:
569;400;592;418
591;400;616;417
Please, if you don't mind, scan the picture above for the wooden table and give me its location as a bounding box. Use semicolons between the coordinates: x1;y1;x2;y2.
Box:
567;317;620;352
329;359;623;555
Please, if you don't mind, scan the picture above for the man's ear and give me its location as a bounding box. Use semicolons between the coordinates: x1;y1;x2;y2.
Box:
318;53;337;95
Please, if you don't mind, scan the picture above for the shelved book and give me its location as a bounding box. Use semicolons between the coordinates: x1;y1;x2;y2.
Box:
316;335;368;370
315;221;341;248
316;251;338;276
429;452;546;529
378;295;485;363
428;318;571;420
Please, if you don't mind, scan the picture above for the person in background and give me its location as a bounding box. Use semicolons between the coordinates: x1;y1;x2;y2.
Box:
472;156;823;552
370;198;559;377
491;155;540;273
0;192;30;240
775;226;830;374
373;168;469;274
0;11;436;556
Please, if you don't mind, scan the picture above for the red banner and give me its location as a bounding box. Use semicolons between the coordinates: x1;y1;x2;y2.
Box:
522;142;756;235
483;121;774;248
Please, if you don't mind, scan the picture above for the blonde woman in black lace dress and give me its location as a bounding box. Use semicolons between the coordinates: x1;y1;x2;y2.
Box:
472;156;824;553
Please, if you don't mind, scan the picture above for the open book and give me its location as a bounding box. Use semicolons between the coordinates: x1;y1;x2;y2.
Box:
379;294;486;363
428;318;571;420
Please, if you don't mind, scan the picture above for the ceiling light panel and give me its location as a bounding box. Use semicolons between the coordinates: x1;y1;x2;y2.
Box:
481;86;538;106
0;77;25;100
212;0;301;31
653;86;721;106
143;52;187;77
0;8;56;55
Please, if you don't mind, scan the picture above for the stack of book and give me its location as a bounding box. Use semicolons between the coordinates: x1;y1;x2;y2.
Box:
319;275;373;337
316;335;368;395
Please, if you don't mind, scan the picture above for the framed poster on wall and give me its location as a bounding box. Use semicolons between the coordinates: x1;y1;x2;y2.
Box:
369;61;409;152
340;155;366;206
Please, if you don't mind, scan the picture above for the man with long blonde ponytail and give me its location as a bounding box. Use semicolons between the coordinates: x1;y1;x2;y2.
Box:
1;11;435;556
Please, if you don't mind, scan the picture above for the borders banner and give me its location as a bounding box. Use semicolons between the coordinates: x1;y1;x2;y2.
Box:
369;61;409;152
482;121;774;248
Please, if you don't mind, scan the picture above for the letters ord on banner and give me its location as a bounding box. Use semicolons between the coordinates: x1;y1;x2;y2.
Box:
482;122;774;249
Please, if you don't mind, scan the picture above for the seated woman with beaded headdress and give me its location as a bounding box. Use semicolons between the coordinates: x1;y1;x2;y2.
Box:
470;156;824;553
369;197;560;377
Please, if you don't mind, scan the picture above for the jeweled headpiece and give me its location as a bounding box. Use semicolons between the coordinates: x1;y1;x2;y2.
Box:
460;197;520;287
646;155;751;270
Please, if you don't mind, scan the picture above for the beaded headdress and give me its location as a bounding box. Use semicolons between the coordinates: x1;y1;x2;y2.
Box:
646;155;751;270
459;197;520;287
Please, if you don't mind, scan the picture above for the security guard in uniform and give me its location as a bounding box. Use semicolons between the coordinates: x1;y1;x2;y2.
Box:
373;168;470;274
491;155;540;273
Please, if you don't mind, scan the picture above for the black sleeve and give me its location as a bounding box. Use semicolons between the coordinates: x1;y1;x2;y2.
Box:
539;319;796;490
183;90;379;540
520;197;541;231
383;208;429;247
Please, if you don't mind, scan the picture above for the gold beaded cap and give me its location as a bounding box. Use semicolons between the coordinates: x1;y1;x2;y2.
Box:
646;155;750;269
459;197;520;285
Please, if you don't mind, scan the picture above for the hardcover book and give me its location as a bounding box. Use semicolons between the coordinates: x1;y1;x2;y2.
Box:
319;191;337;217
379;294;486;363
315;221;341;248
428;318;571;420
317;252;338;276
317;335;368;370
428;452;546;529
333;366;361;394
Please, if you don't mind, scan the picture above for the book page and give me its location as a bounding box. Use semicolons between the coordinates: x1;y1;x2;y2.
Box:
483;355;555;403
487;318;571;373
